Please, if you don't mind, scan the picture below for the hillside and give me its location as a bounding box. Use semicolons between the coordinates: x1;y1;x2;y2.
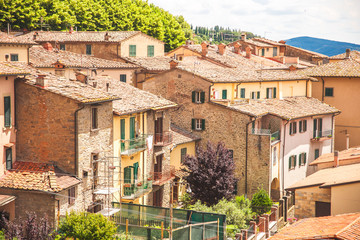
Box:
285;36;360;57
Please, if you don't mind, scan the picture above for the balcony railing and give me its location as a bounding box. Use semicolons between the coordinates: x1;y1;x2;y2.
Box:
150;166;176;186
312;130;333;141
251;129;281;143
271;131;280;143
154;131;173;146
121;134;147;156
122;178;153;200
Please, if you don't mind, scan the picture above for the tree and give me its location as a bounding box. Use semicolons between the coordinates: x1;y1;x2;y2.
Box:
250;187;273;216
57;212;117;240
183;141;237;206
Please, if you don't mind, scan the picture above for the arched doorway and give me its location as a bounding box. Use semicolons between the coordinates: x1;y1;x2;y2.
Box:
270;178;280;201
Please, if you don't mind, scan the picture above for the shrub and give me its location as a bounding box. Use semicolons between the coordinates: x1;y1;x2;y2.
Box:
250;188;273;216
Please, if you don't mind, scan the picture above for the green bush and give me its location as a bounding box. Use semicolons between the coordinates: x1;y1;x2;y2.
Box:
250;188;273;216
57;212;117;240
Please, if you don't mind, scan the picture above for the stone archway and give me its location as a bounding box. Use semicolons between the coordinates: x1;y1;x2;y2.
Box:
270;178;280;201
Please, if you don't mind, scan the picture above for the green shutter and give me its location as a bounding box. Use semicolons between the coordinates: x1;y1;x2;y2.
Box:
192;91;196;103
201;119;205;130
304;120;307;132
294;122;297;134
200;91;205;103
86;45;92;55
222;90;227;99
191;119;195;130
6;148;12;170
130;117;135;139
4;96;11;127
304;153;307;164
262;48;265;56
289;157;292;169
299;121;302;133
121;119;125;151
120;74;127;83
273;88;277;98
181;148;187;163
129;45;136;57
289;123;292;135
319;118;323;136
299;154;302;166
133;162;139;180
147;45;154;57
257;91;260;99
240;88;245;98
266;88;269;99
313;119;317;138
315;149;319;160
294;155;297;167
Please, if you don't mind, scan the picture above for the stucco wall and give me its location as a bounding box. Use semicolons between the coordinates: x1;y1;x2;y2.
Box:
170;141;196;170
331;182;360;215
121;34;164;58
0;45;29;63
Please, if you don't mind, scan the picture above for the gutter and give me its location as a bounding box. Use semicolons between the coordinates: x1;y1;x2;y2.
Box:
281;120;290;196
245;116;256;196
74;103;85;176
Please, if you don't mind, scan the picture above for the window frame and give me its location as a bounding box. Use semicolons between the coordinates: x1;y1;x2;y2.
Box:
4;96;11;128
195;119;202;130
299;120;307;133
240;88;245;98
120;74;127;83
289;155;297;170
91;107;98;130
10;54;18;62
129;45;136;57
192;118;205;131
5;147;12;170
289;121;297;135
68;187;76;205
192;91;205;104
147;45;154;57
299;152;307;166
86;45;92;55
266;87;277;99
325;87;334;97
60;44;66;51
181;148;187;164
222;89;227;99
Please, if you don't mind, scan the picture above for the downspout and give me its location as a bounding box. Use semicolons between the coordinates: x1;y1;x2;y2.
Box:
74;103;85;176
331;112;341;152
321;77;325;101
236;83;241;99
281;120;290;196
305;80;308;97
245;116;256;197
209;83;214;101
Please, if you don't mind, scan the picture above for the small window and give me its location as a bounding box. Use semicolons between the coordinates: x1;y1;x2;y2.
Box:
273;146;277;165
91;108;98;129
299;152;307;166
10;54;18;61
299;120;307;133
325;88;333;97
4;96;11;127
289;122;297;135
192;119;205;131
192;91;205;104
147;45;154;57
181;148;187;163
86;45;92;55
60;44;66;50
129;45;136;57
240;88;245;98
5;148;12;170
266;88;277;99
222;90;227;99
251;91;260;99
120;74;127;83
261;49;265;56
314;149;320;160
289;155;297;170
83;170;88;178
68;187;76;205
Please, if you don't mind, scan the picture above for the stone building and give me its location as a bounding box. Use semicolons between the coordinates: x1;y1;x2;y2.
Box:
0;32;36;63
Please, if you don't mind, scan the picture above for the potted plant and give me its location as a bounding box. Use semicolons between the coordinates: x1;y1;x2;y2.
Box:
137;182;143;187
123;183;131;188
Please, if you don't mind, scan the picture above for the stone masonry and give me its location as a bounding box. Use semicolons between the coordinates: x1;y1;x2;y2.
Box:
294;187;331;219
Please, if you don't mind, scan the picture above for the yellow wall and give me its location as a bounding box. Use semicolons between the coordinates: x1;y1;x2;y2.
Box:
121;34;164;57
331;182;360;215
170;141;196;169
0;45;29;63
257;47;279;57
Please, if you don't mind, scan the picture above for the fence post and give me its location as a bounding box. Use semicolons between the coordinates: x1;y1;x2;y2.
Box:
189;225;192;240
126;218;128;236
263;214;270;238
270;206;278;222
241;229;248;240
250;221;257;238
203;223;205;240
259;217;265;233
235;233;242;240
283;196;288;222
161;221;164;240
217;218;219;240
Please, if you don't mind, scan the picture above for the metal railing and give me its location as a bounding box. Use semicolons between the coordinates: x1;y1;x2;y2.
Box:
154;131;173;146
151;166;176;185
121;134;148;156
251;128;271;135
123;178;153;200
312;129;333;139
271;131;280;142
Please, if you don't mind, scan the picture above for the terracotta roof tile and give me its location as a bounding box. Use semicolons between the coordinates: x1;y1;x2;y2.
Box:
310;146;360;166
269;213;360;240
171;124;201;146
300;58;360;77
330;50;360;59
252;38;286;46
0;161;81;193
30;45;137;69
121;56;172;71
0;32;36;45
0;62;31;76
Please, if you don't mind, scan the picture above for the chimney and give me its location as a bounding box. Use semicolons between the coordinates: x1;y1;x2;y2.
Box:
279;40;286;44
241;33;246;41
345;49;351;59
333;151;339;167
36;74;49;87
289;65;297;71
246;46;253;59
69;26;74;34
233;42;241;54
201;42;209;57
75;72;87;83
42;42;53;51
104;32;110;41
169;60;178;69
218;43;226;55
33;32;39;40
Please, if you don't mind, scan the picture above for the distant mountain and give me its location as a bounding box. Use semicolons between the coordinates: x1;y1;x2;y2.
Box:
285;36;360;57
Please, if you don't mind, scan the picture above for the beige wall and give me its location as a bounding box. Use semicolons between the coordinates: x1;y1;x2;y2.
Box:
170;141;196;170
166;47;201;59
0;45;29;63
312;77;360;150
331;182;360;215
121;34;164;57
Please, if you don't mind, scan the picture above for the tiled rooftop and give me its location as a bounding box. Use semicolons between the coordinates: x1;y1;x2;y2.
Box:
171;124;201;147
252;38;286;46
227;97;339;119
0;62;31;76
300;58;360;77
16;31;141;43
310;146;360;166
30;45;138;69
121;56;172;71
330;50;360;59
287;163;360;190
87;75;176;115
0;32;36;45
0;161;81;193
269;212;360;240
285;44;329;58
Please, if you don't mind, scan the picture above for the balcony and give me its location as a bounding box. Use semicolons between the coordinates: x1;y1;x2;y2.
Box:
311;130;333;142
122;178;153;200
271;131;280;143
154;131;173;147
120;134;147;156
251;128;281;144
150;166;176;186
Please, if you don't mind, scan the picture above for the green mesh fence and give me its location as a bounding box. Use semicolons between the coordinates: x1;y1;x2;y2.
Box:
111;202;226;240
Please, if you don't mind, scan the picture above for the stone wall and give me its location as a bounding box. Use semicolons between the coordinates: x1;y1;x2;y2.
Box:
294;187;331;219
285;45;327;64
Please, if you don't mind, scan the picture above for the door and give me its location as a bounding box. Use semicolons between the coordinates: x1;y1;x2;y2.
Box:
313;118;323;138
120;119;125;152
155;117;163;143
315;201;331;217
130;117;135;146
154;154;163;180
153;188;163;207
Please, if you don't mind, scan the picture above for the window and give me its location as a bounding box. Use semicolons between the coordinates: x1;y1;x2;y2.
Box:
222;90;227;99
261;49;265;56
314;149;320;160
273;146;277;165
299;120;307;133
4;96;11;127
266;88;277;99
240;88;245;98
192;91;205;103
298;152;307;166
192;119;205;131
68;187;75;205
10;54;18;61
60;44;66;50
120;74;127;83
273;47;277;57
120;119;125;152
325;88;334;97
147;45;154;57
289;122;297;135
181;148;187;163
313;118;323;138
129;45;136;57
5;148;12;170
289;155;297;169
86;45;92;55
91;107;98;129
251;91;260;99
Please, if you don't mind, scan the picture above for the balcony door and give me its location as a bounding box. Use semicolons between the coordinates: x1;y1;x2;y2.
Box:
130;117;135;146
155;117;163;143
313;118;323;138
154;154;163;180
153;188;163;207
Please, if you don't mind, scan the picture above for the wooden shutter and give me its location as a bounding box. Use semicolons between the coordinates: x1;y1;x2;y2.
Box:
299;121;302;133
129;45;136;56
240;88;245;98
181;148;187;163
200;91;205;103
133;162;139;181
4;96;11;127
304;153;307;164
289;123;292;135
313;119;317;138
201;119;205;130
192;91;196;103
304;120;307;132
289;157;292;169
120;74;127;82
319;118;323;136
257;91;260;99
315;149;319;160
147;45;154;57
124;167;132;183
191;119;195;130
273;88;277;98
130;117;135;139
120;119;125;151
294;155;297;167
294;122;297;134
266;88;269;99
299;154;302;166
222;90;227;99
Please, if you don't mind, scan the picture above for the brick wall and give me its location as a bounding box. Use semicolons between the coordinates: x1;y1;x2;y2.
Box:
294;187;331;218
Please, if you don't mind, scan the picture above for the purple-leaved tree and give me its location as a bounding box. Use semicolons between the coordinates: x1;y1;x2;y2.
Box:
183;141;237;206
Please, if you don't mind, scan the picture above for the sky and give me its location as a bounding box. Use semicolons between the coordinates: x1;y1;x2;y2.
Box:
148;0;360;44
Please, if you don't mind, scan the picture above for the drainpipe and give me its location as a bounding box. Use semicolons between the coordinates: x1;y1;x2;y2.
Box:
305;80;308;97
245;116;256;197
321;77;325;101
236;83;241;99
281;120;290;197
74;103;85;176
208;83;214;101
